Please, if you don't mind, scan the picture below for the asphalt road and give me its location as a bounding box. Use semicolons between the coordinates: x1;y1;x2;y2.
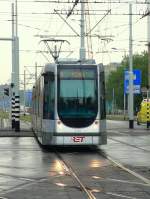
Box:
0;120;149;199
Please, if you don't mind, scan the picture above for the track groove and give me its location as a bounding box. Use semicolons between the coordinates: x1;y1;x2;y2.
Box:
55;151;97;199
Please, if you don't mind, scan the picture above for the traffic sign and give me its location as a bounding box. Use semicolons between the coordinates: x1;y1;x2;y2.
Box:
124;69;141;94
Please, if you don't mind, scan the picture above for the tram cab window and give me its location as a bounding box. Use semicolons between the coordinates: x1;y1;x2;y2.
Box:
43;73;55;119
58;67;98;128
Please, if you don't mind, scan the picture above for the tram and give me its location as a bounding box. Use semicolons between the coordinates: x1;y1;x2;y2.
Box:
32;59;107;145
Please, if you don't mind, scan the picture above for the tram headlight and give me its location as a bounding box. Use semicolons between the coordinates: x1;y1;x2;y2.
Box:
95;121;98;125
57;120;63;129
57;120;61;125
93;120;99;129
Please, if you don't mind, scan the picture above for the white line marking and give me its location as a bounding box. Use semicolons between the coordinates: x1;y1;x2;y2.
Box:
107;156;150;185
97;177;150;186
107;192;138;199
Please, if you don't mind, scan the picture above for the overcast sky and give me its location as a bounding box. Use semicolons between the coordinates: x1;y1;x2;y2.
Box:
0;0;148;87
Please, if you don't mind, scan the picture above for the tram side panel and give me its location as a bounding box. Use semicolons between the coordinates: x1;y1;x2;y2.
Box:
32;69;57;145
41;72;56;144
32;77;43;143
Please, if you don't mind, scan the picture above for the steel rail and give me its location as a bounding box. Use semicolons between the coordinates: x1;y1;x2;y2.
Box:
55;148;147;199
55;152;96;199
99;149;150;185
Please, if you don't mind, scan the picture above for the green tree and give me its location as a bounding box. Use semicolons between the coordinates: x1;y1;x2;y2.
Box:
106;51;148;113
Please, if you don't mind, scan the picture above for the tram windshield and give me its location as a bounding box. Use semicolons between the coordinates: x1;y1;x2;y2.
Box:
58;67;98;128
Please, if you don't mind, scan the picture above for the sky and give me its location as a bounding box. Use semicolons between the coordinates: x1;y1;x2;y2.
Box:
0;0;148;87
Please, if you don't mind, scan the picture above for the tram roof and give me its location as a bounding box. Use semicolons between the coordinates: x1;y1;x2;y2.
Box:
42;59;103;74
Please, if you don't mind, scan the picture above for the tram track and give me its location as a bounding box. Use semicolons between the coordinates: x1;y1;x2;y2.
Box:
0;144;149;199
99;149;150;185
54;148;150;199
55;151;96;199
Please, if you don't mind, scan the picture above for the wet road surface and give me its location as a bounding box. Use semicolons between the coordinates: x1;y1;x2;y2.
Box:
102;120;150;180
0;120;149;198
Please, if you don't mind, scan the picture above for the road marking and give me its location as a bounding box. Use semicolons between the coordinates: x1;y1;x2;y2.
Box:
107;155;150;185
92;176;150;186
0;178;47;195
108;137;150;152
107;192;138;199
106;177;150;186
108;130;126;135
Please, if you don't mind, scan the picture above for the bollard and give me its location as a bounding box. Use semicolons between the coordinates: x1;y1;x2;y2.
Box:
15;95;20;132
11;94;15;129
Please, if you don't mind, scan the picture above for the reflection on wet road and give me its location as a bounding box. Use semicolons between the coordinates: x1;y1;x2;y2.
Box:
0;120;149;198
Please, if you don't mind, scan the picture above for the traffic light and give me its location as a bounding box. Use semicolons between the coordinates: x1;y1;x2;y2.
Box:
4;88;9;96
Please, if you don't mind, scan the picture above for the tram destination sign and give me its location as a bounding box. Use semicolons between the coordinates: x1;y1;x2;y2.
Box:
60;68;95;79
124;69;141;94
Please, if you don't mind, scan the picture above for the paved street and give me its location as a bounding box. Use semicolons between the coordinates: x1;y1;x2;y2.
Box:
0;120;149;199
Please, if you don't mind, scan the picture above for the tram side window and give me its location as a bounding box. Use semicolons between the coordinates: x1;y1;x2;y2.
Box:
100;71;106;119
43;74;55;119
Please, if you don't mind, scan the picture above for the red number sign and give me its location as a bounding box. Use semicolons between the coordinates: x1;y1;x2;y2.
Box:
72;136;85;143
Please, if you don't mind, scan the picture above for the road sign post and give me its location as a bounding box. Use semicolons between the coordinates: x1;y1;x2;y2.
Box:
124;69;141;129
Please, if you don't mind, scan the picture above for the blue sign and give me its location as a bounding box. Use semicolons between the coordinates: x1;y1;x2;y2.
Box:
25;91;32;107
124;69;141;94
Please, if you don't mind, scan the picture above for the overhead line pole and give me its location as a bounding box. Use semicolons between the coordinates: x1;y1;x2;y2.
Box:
11;3;15;129
80;0;86;60
0;3;19;131
0;5;15;130
147;0;150;91
128;3;134;129
147;0;150;128
14;0;20;132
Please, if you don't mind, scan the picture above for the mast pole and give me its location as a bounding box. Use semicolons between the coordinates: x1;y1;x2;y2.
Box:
80;0;86;61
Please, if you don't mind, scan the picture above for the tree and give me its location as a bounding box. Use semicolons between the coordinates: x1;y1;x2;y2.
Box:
106;51;148;113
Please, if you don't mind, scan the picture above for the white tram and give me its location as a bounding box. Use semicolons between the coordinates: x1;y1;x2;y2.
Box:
32;59;107;145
